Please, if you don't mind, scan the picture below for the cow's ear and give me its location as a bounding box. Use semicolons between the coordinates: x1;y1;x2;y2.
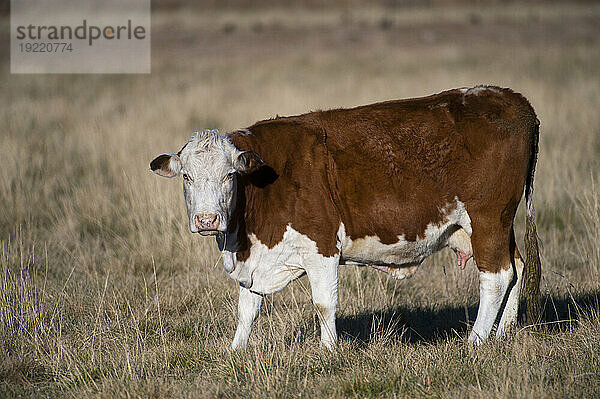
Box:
233;151;263;174
150;154;182;178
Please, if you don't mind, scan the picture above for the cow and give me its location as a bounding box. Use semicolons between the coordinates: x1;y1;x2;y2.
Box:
150;85;542;350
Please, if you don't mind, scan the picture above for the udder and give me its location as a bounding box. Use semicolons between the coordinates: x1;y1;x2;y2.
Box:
446;228;473;269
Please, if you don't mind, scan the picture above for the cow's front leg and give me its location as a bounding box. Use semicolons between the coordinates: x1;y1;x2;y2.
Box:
306;255;339;350
230;286;263;351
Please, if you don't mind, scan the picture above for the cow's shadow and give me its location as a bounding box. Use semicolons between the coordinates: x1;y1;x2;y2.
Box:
336;292;600;344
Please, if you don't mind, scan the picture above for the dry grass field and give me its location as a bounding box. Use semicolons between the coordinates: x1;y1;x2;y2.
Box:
1;2;600;398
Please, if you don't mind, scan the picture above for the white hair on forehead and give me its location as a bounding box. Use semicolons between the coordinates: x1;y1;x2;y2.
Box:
179;129;239;174
179;129;239;156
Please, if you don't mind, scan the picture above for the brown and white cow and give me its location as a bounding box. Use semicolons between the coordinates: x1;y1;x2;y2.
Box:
150;85;542;350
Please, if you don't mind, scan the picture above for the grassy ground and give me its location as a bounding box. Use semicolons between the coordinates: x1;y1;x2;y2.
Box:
1;2;600;398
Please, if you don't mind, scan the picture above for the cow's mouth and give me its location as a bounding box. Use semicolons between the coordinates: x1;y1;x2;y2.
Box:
198;230;219;236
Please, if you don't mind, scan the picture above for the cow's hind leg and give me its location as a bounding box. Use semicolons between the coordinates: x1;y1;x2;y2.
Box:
305;253;339;350
496;228;524;338
468;219;515;345
230;286;263;351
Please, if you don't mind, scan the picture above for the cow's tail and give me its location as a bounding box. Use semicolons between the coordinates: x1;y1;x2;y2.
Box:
523;118;542;325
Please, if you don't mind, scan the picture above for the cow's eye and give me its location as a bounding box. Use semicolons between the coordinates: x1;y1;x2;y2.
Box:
182;173;192;183
223;172;235;183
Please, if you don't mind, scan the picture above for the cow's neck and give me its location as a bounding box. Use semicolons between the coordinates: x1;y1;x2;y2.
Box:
217;178;262;277
216;215;247;275
216;176;253;260
218;225;242;274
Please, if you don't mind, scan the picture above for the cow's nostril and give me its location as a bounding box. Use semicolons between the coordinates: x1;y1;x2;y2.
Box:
195;216;203;229
208;214;220;229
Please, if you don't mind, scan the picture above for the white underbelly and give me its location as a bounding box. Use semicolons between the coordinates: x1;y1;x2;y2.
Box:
339;199;472;268
341;228;449;267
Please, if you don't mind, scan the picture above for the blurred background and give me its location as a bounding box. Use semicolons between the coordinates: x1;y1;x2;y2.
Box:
1;1;600;397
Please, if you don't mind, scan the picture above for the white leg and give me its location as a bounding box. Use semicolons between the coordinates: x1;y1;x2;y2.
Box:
468;269;512;345
496;257;524;338
230;286;263;351
305;255;339;350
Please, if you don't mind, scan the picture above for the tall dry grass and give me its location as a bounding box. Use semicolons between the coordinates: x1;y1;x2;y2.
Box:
1;2;600;397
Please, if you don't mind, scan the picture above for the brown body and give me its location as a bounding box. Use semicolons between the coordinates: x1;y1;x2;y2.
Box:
230;86;538;276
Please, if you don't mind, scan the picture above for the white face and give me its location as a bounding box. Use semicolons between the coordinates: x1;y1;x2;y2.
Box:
180;138;238;234
151;130;262;235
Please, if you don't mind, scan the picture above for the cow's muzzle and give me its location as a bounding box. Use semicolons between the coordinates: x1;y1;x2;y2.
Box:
194;213;221;234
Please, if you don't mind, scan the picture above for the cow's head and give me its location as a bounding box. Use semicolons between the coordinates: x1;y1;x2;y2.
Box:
150;130;262;236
